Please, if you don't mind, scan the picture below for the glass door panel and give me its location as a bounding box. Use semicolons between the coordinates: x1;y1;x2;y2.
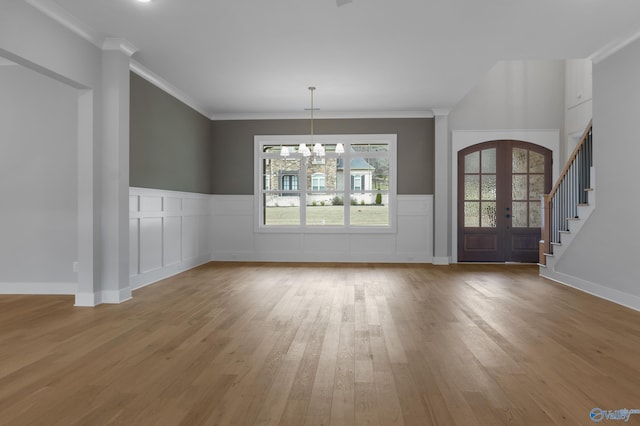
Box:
459;141;551;262
510;147;547;229
506;142;552;262
463;148;497;228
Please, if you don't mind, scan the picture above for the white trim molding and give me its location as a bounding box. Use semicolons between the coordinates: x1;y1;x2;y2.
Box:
75;292;100;307
589;29;640;64
541;271;640;313
129;187;213;290
431;108;451;117
103;38;138;57
23;0;104;48
211;110;435;121
130;60;211;118
102;289;133;305
254;134;398;235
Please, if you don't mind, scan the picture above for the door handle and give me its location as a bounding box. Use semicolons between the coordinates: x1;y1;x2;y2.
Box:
505;214;511;218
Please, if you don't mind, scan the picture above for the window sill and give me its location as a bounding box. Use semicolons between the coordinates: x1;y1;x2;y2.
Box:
254;225;396;234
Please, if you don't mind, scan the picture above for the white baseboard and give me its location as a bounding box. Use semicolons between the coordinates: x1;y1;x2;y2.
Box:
74;288;133;306
213;251;432;263
101;288;133;304
130;255;211;291
75;291;100;307
432;256;450;265
0;282;76;295
540;270;640;312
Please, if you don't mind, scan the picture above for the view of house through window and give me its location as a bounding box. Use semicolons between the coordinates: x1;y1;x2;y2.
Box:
255;135;396;230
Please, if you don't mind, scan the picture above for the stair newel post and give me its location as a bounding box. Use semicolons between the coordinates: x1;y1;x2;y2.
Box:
540;194;552;265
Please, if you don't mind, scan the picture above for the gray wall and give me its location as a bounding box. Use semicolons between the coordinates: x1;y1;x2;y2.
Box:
130;72;212;193
556;39;640;299
0;64;78;284
450;60;566;159
211;118;434;195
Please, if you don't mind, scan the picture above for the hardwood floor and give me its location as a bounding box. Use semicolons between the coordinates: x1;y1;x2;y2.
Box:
1;263;639;425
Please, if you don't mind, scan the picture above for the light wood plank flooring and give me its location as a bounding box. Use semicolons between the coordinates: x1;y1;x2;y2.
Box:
1;263;639;425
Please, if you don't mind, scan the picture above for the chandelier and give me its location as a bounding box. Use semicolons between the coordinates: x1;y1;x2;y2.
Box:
280;87;344;158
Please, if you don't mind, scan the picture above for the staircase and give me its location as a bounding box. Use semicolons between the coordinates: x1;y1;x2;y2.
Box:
539;121;594;276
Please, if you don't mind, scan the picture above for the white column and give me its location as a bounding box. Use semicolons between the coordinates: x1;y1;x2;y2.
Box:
100;39;137;303
433;109;450;265
75;90;101;306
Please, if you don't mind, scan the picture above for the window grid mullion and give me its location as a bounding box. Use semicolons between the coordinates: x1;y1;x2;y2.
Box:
300;157;307;226
344;147;351;228
257;136;394;231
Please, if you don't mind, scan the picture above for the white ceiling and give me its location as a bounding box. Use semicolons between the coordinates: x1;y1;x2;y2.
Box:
26;0;640;118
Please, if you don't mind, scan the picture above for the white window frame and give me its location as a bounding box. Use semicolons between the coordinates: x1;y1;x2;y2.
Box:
281;173;298;191
352;175;362;191
254;134;397;233
311;173;326;191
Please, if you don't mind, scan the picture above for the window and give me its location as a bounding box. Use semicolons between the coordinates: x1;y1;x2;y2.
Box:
352;175;363;191
255;134;396;232
281;173;298;191
311;173;326;191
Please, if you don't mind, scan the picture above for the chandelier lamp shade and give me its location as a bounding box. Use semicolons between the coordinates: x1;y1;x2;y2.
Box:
280;87;344;158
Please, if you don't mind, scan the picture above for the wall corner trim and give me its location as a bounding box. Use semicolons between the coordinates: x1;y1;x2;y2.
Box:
103;38;138;57
589;29;640;64
431;108;451;117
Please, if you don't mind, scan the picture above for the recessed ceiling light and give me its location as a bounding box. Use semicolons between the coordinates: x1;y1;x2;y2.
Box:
137;0;151;3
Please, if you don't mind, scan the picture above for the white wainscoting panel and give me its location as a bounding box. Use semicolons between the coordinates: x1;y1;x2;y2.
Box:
129;187;212;290
129;218;139;277
303;234;349;257
163;216;182;267
212;196;255;259
397;195;433;261
140;217;163;273
212;195;433;263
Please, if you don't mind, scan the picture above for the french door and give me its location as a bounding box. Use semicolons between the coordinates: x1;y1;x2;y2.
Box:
458;141;552;262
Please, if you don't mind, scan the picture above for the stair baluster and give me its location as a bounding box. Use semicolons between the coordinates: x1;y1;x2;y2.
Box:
540;121;593;265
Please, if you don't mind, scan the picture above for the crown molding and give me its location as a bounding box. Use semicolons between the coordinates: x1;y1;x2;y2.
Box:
0;57;18;67
24;0;137;58
23;0;104;48
431;108;451;117
130;60;211;118
103;38;138;57
589;29;640;64
210;110;435;121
